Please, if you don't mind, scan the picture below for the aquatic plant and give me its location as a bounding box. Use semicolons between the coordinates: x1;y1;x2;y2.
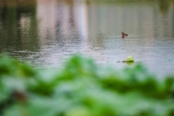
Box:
124;56;134;62
0;55;174;116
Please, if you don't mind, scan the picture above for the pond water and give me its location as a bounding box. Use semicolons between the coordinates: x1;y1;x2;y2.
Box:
0;0;174;77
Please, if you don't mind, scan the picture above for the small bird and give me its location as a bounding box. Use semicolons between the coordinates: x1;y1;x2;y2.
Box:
122;32;128;38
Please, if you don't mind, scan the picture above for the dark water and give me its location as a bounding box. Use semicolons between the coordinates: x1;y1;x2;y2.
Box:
0;0;174;77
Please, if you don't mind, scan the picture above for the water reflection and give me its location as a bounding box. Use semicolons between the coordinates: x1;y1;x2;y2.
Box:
0;1;39;58
0;0;174;77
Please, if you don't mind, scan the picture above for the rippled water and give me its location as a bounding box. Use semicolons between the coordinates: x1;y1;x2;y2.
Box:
0;0;174;77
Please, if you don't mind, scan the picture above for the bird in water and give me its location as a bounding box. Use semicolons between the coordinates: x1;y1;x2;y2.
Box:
122;32;128;38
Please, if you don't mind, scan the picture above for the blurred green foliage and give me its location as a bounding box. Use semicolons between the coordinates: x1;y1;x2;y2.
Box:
0;55;174;116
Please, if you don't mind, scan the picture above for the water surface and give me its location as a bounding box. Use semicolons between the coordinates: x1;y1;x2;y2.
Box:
0;0;174;77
